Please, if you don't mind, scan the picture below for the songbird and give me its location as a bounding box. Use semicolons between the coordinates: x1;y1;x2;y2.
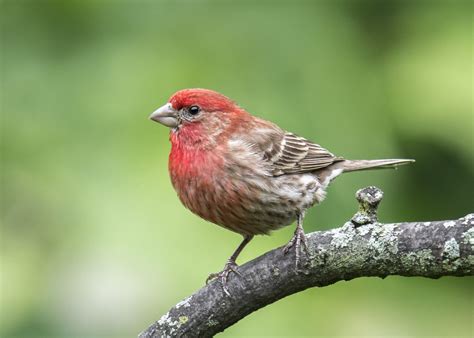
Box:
149;88;413;295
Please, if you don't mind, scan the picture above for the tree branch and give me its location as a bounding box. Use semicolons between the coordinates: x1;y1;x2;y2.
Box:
139;186;474;338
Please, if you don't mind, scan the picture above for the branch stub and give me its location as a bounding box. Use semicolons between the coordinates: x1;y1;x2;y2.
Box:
351;186;383;226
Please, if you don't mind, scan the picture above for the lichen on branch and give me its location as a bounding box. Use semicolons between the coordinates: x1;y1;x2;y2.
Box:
139;187;474;338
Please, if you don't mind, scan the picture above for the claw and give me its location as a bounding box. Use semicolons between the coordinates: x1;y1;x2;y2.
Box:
205;235;253;296
206;260;241;296
283;223;309;269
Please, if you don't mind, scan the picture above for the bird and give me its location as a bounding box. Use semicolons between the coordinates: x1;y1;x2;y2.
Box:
149;88;414;295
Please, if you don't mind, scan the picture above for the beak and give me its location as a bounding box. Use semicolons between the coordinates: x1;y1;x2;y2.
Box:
149;103;179;128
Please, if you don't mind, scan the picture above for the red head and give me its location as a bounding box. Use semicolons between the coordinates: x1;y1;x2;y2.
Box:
169;88;237;113
149;89;250;147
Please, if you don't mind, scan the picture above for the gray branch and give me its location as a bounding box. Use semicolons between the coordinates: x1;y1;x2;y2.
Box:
139;186;474;338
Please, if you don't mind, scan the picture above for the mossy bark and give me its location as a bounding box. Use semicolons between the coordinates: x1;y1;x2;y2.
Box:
139;188;474;338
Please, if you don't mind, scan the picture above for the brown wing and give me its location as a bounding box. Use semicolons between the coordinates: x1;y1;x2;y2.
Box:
227;118;342;177
262;132;343;176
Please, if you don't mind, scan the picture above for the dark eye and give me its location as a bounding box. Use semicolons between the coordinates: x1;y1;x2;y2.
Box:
189;105;200;115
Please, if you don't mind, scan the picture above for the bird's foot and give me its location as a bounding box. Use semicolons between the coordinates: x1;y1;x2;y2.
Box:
205;259;242;296
283;226;309;269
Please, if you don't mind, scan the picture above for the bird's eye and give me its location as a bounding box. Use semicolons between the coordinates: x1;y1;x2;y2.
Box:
189;105;200;115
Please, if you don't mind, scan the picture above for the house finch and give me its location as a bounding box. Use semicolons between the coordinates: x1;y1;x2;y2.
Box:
150;88;414;295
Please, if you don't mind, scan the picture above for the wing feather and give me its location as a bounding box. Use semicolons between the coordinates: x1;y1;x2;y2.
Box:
227;119;343;177
266;132;343;176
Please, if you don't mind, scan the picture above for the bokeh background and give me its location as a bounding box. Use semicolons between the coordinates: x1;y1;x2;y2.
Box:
1;0;473;337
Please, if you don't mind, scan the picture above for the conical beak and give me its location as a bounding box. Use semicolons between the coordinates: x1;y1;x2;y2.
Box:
149;103;178;128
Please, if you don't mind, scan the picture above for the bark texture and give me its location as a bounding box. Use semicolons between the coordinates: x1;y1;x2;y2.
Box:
139;187;474;338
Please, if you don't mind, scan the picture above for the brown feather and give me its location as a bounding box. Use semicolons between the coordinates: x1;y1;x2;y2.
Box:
269;132;343;176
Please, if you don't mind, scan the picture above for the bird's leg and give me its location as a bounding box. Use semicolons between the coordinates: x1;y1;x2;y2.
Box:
283;211;309;268
206;234;253;296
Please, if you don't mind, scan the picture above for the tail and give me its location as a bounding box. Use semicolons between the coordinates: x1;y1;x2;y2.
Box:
341;159;415;172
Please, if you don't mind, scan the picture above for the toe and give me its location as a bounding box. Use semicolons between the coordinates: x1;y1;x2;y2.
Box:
206;272;218;284
206;262;243;296
282;237;296;254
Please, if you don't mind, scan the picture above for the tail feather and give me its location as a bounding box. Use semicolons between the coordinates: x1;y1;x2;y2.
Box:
342;159;415;172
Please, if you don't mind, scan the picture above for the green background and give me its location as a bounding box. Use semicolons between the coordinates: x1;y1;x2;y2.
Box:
1;0;472;337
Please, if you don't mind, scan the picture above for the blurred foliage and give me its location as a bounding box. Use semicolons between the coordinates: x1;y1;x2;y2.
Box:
1;0;472;337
